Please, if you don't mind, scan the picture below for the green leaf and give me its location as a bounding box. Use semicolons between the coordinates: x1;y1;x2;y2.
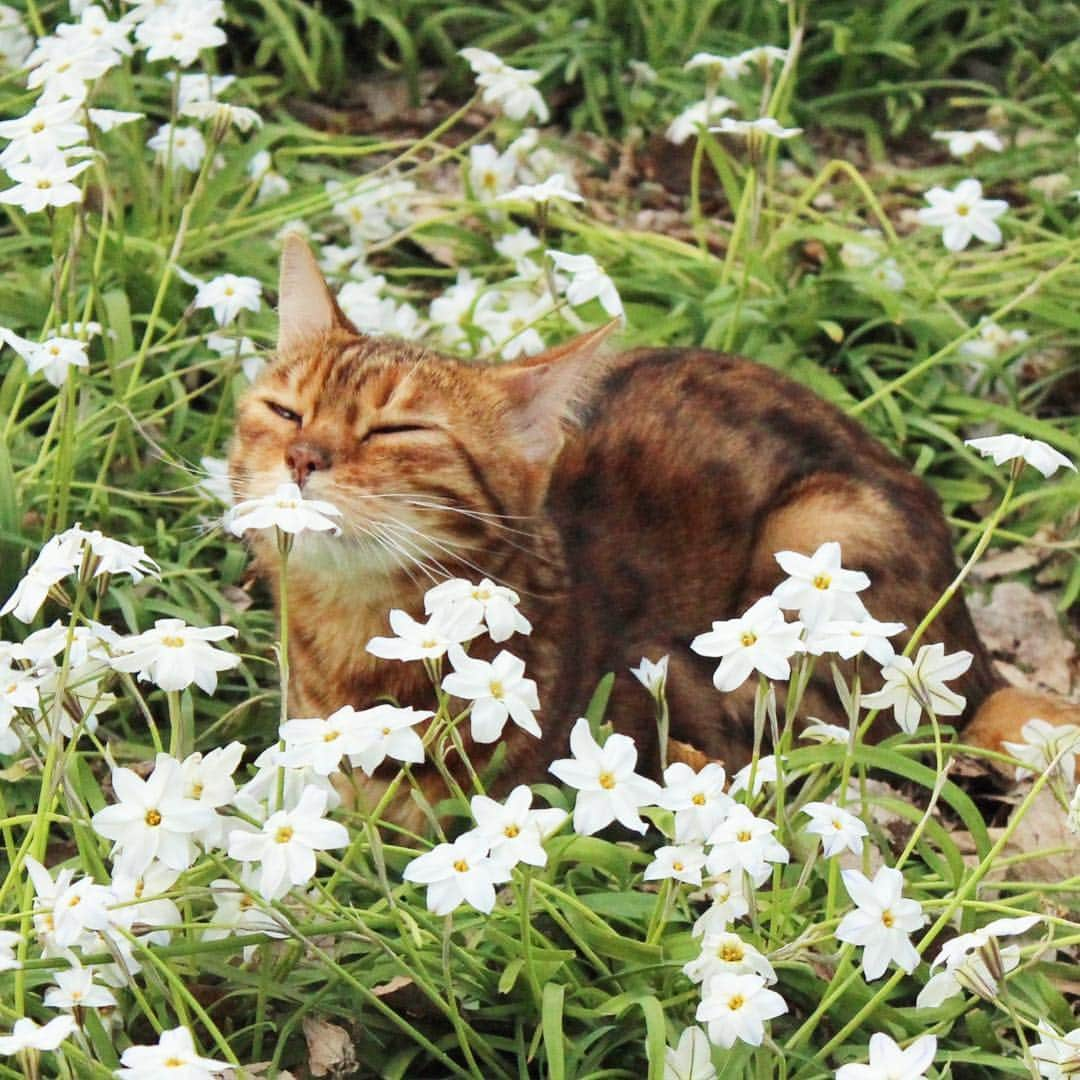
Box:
541;982;567;1080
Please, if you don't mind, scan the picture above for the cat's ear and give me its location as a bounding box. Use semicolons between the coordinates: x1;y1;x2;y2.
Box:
494;321;619;465
277;232;355;353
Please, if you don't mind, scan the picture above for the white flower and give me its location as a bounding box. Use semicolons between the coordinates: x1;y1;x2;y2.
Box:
800;721;850;744
43;963;117;1011
108;861;182;948
630;654;669;698
800;801;868;857
861;643;972;734
958;320;1029;362
472;285;551;358
684;53;749;79
116;1026;231;1079
468;143;517;201
916;178;1008;251
695;973;787;1049
737;45;788;68
835;866;926;980
0;149;92;213
547;250;624;319
402;831;511;915
180;742;245;846
772;541;870;630
711;117;802;139
203;868;284;961
964;434;1075;478
147;123;207;172
645;843;707;885
804;617;904;666
931;129;1004;157
429;270;485;347
666;98;736;144
549;717;662;835
1068;784;1080;835
1030;1020;1080;1079
867;257;905;292
109;618;241;695
442;646;541;743
91;753;216;875
0;1015;77;1055
470;785;566;869
659;762;732;843
0;929;18;971
193;274;262;327
225;482;342;536
0;99;87;168
459;47;549;122
345;704;430;776
207;331;264;381
693;875;750;937
691;596;805;692
684;931;776;986
705;804;789;887
88;108;145;132
24;857;111;952
0;527;84;623
1001;717;1079;783
664;1027;716;1080
835;1032;937;1079
0;329;90;387
498;174;584;205
367;606;483;663
168;71;236;109
916;914;1040;1008
424;577;532;642
135;7;226;66
729;755;777;798
280;709;371;776
227;785;349;900
181;100;263;133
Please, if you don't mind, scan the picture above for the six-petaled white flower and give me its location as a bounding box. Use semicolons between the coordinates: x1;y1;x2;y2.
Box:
691;596;804;692
684;931;776;987
442;646;542;743
630;654;669;698
193;274;262;327
424;577;532;642
0;1015;77;1056
772;542;870;630
659;761;733;843
835;1032;937;1080
227;784;349;900
403;831;511;915
705;804;789;887
666;98;735;144
965;434;1075;478
931;129;1004;157
1030;1020;1080;1079
835;865;926;980
225;482;342;536
547;250;624;319
346;704;430;775
109;618;241;695
459;47;549;122
43;963;117;1011
861;643;972;734
1001;717;1079;784
916;178;1008;251
805;617;904;666
499;174;584;205
549;717;661;835
664;1026;716;1080
695;972;787;1049
0;329;89;388
469;785;566;869
116;1025;231;1080
367;606;484;663
644;843;707;885
0;150;92;213
800;801;868;857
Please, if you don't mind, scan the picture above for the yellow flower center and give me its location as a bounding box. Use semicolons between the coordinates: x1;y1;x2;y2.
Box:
719;943;744;962
134;880;145;898
161;635;185;648
956;204;969;216
504;824;520;838
191;782;204;798
812;573;831;590
145;809;162;827
832;818;844;830
598;771;616;790
275;826;294;844
882;910;895;928
489;679;504;700
381;726;391;736
736;830;752;842
727;994;745;1011
691;793;706;806
224;286;235;296
453;859;469;873
672;860;685;872
323;730;340;742
36;179;52;189
740;632;757;648
31;121;44;133
164;1058;185;1068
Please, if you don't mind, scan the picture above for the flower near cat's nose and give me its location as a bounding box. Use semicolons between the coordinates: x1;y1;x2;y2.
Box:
285;440;331;487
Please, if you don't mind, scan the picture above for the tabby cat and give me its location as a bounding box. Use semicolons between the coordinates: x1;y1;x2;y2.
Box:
229;235;1073;822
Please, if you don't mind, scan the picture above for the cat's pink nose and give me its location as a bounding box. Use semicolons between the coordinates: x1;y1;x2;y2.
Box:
285;441;331;487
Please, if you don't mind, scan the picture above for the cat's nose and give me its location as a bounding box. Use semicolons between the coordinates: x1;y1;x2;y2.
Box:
285;440;331;487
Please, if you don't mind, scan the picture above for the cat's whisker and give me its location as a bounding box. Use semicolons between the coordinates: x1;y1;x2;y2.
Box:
375;514;509;588
367;521;445;585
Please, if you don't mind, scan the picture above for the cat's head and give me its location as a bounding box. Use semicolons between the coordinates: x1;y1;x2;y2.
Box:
229;234;614;585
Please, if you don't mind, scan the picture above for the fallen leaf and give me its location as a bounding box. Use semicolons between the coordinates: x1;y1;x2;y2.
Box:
302;1016;356;1079
1000;786;1080;883
372;974;413;997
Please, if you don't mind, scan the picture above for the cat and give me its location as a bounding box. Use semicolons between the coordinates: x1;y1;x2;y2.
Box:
229;234;1076;826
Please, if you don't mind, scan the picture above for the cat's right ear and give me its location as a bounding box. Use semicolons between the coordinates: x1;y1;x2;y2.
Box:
277;232;356;353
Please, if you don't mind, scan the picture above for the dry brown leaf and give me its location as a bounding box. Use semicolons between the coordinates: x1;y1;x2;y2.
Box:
970;547;1043;581
302;1016;356;1079
969;581;1078;695
372;974;413;998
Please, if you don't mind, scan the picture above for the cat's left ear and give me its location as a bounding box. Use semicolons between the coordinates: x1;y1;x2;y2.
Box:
493;321;620;466
277;232;356;353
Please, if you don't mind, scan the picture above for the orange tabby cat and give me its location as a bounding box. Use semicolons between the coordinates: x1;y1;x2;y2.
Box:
229;235;1075;821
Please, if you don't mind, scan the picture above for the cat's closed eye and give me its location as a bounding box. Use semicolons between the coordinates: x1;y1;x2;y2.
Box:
365;424;427;439
266;401;302;424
